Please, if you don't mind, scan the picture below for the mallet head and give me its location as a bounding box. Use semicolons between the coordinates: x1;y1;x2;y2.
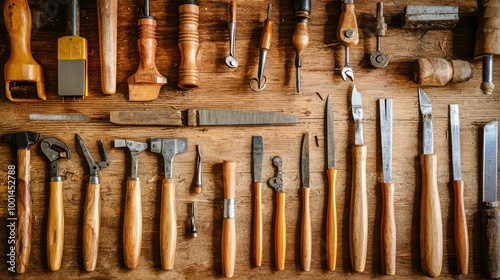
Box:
2;131;40;149
150;137;188;179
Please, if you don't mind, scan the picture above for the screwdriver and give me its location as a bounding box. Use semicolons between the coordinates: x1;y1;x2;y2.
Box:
292;0;311;93
249;3;273;92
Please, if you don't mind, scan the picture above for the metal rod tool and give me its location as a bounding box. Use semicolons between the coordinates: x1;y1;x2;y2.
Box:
225;0;238;68
250;3;273;92
369;2;388;68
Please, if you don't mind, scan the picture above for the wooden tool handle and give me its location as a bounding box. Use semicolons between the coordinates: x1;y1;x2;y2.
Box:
178;3;200;89
123;179;142;270
337;2;359;47
453;180;469;275
420;154;443;278
254;182;262;267
349;145;367;272
83;183;101;272
275;192;286;271
474;0;500;57
15;149;32;273
230;0;236;22
326;168;338;271
222;160;236;277
292;16;309;57
482;205;500;278
381;182;396;275
97;0;117;94
47;180;64;271
301;188;311;271
259;19;273;50
4;0;32;61
160;178;177;270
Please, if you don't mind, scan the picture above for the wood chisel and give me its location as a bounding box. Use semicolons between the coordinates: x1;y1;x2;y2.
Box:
379;99;395;275
325;94;338;271
97;0;117;94
418;88;443;278
300;133;311;271
222;160;236;277
178;0;200;89
337;0;358;81
482;120;500;278
268;156;286;270
350;85;367;272
4;0;45;101
58;0;88;97
449;104;469;275
252;136;263;267
292;0;311;93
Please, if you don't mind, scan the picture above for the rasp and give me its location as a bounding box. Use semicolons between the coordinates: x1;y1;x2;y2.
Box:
482;120;500;278
449;104;469;275
418;88;443;278
325;94;338;271
350;85;367;272
252;136;263;267
300;132;311;271
379;99;395;275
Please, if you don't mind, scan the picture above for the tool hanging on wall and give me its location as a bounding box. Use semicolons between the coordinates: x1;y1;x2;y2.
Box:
268;156;286;271
194;145;203;193
337;0;358;81
225;0;238;68
369;2;388;68
412;58;472;86
300;133;311;271
58;0;88;97
249;3;273;92
252;136;263;267
402;5;459;29
97;0;117;94
178;0;200;89
292;0;311;93
222;160;237;278
41;138;71;272
325;95;338;271
128;0;167;101
4;0;45;101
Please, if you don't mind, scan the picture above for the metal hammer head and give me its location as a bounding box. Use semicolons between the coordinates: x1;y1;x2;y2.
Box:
150;137;188;179
2;131;40;149
114;139;148;179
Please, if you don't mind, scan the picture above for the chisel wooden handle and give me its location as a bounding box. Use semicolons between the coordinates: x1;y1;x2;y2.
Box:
160;178;177;270
47;180;64;271
337;1;359;47
326;168;337;271
275;192;286;271
15;149;32;273
420;154;443;278
482;205;500;278
381;182;396;275
178;1;199;89
301;188;311;271
254;182;262;267
124;178;142;269
222;160;236;277
260;16;273;51
453;180;468;275
83;183;101;272
349;145;367;272
97;0;117;94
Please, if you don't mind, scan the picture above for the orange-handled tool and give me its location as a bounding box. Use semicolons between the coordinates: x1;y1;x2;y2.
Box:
300;133;311;271
222;160;237;277
325;95;338;271
269;156;286;271
252;136;264;267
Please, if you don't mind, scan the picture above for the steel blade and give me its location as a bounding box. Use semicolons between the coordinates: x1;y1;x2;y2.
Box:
418;88;433;155
326;95;335;168
301;132;310;188
351;85;363;145
483;120;498;203
30;113;90;121
450;104;461;181
252;136;263;183
380;99;393;183
196;109;300;126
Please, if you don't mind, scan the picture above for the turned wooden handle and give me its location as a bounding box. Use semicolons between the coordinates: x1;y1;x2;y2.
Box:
259;19;273;50
230;0;236;22
15;149;32;273
97;0;117;94
420;154;443;278
47;180;64;271
381;182;396;275
254;182;262;267
124;179;142;270
482;205;500;278
222;161;236;277
349;145;367;272
474;0;500;57
178;3;200;89
275;192;286;271
292;19;309;57
336;2;359;47
301;188;311;271
453;180;469;275
83;183;101;272
326;168;338;271
160;178;177;270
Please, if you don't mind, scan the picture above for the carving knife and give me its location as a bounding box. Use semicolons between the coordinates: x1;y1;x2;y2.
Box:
350;85;367;272
482;120;500;278
418;88;443;278
449;104;469;275
379;99;395;275
252;136;263;267
325;94;338;271
300;132;311;271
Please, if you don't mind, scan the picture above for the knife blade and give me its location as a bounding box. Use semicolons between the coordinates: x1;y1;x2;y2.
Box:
300;132;311;271
352;86;363;145
325;94;338;271
418;88;442;278
449;104;469;275
251;136;263;267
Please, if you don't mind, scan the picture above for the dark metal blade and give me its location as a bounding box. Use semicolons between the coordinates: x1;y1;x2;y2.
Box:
196;109;299;126
301;132;310;188
450;104;461;181
380;99;392;183
483;120;498;203
252;136;263;183
418;88;433;155
326;95;335;168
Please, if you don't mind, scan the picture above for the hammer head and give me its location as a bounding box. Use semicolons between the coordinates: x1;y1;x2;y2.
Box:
150;137;188;179
114;139;148;155
2;131;40;149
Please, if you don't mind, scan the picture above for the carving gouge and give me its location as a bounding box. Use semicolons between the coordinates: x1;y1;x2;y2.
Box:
252;136;263;267
194;145;203;193
337;0;358;81
350;85;367;272
449;105;469;275
225;0;238;68
222;160;236;277
325;95;338;271
292;0;311;93
300;133;311;271
97;0;117;94
269;156;286;270
482;120;500;278
418;88;443;277
379;99;395;275
250;3;273;92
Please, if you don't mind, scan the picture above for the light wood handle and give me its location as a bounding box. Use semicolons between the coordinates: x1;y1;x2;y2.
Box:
178;3;200;89
482;205;500;278
97;0;117;94
381;182;396;275
15;149;32;273
275;192;286;271
230;0;236;22
453;180;469;275
83;183;101;272
420;154;443;278
292;19;309;57
222;160;236;277
326;168;337;271
47;180;64;271
160;178;177;270
474;0;500;57
336;2;359;47
301;188;311;271
124;179;142;270
349;145;367;272
259;19;273;50
254;182;262;267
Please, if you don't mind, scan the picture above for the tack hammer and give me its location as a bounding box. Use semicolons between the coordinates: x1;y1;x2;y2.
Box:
150;137;188;270
2;131;40;273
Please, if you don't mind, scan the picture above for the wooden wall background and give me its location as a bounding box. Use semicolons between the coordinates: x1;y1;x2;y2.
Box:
0;0;498;278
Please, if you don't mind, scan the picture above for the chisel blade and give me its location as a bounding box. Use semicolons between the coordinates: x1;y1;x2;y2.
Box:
252;136;263;183
419;88;433;155
301;132;310;188
450;104;461;181
483;120;498;203
380;99;392;183
351;86;363;145
326;95;335;168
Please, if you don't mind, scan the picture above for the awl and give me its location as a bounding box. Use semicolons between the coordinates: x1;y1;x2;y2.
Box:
252;136;263;267
300;133;311;271
325;95;338;271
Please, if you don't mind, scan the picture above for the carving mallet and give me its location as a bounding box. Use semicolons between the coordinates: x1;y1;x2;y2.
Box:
97;0;117;94
178;0;200;89
222;160;236;277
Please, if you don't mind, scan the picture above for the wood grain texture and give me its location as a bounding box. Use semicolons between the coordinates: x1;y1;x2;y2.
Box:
380;182;396;276
482;206;500;278
160;178;177;270
178;3;199;89
15;149;32;273
453;180;468;275
326;168;337;271
253;181;262;267
222;160;236;277
83;183;101;272
97;0;117;94
300;187;311;271
123;178;142;269
275;192;286;271
47;180;64;271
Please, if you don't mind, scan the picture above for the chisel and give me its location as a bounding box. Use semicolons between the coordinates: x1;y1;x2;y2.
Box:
300;133;311;271
252;136;263;267
222;160;236;277
97;0;117;94
325;94;338;271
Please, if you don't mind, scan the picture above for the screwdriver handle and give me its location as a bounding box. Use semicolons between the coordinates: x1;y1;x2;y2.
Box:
123;178;142;270
97;0;117;94
337;1;359;47
292;11;309;58
178;1;200;89
482;204;500;278
83;183;101;272
47;180;64;271
326;168;338;271
230;0;236;22
15;149;32;273
259;17;273;50
222;160;236;277
350;145;367;272
420;154;443;278
275;192;286;271
160;178;177;270
453;180;469;275
254;182;262;267
301;188;311;271
381;182;396;275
